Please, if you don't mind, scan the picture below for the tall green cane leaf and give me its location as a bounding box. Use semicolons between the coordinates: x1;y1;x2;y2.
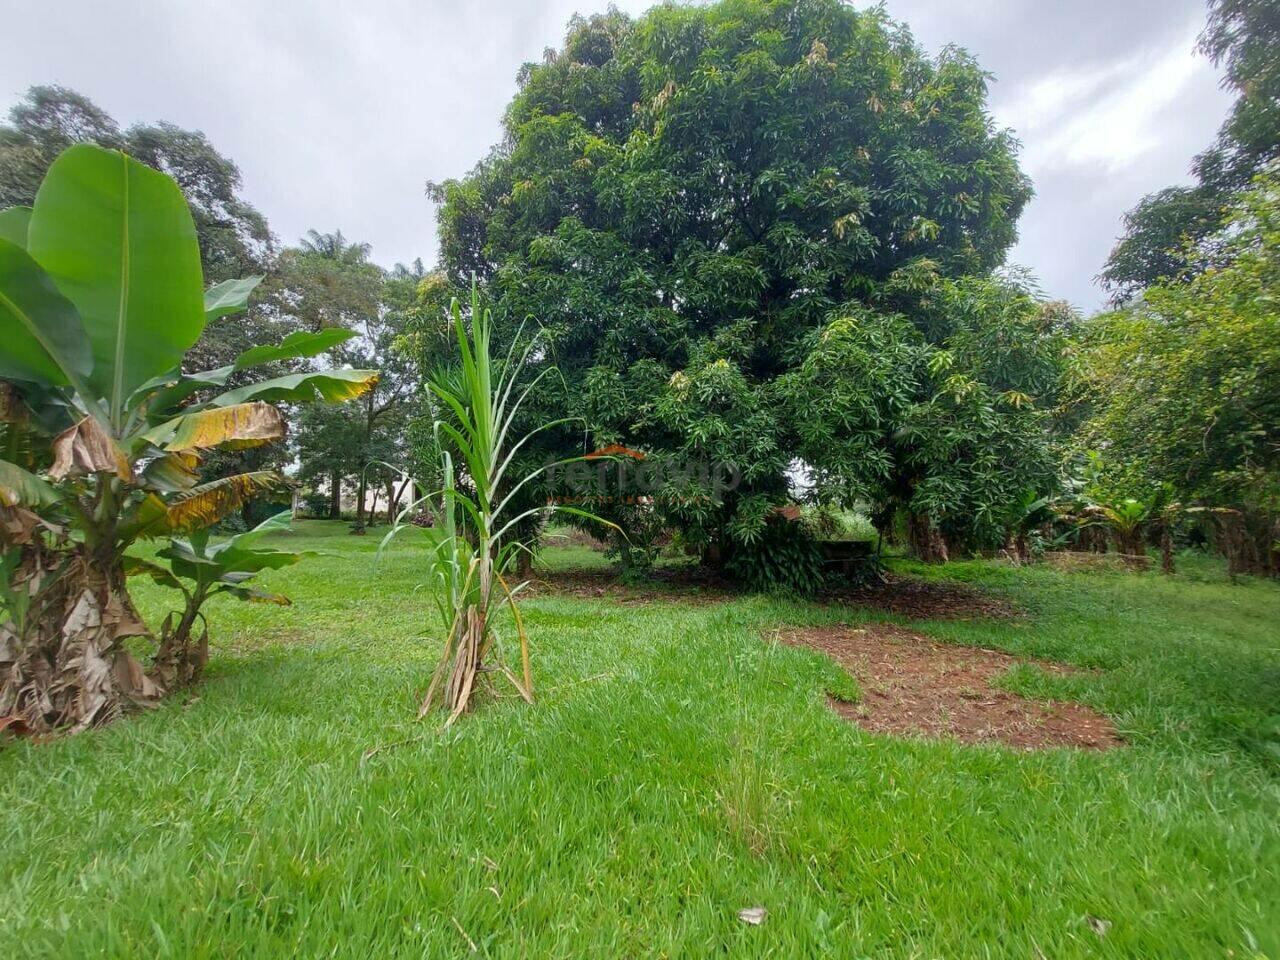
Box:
0;238;92;387
28;144;204;424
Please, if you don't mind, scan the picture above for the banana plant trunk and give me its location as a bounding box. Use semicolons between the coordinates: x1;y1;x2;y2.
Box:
150;596;210;692
0;542;167;733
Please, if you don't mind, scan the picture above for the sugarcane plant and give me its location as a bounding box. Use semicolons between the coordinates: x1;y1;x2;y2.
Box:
0;144;377;732
382;287;610;724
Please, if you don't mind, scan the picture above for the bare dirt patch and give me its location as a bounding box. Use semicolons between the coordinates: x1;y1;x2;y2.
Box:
779;624;1120;750
825;573;1020;620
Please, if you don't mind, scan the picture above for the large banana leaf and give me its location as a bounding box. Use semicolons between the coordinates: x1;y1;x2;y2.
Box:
162;471;290;534
157;510;309;605
142;332;362;422
27;144;204;422
143;369;234;423
209;369;379;407
146;402;286;453
0;207;31;247
140;451;201;493
0;238;92;387
204;276;263;322
122;553;184;589
231;328;356;371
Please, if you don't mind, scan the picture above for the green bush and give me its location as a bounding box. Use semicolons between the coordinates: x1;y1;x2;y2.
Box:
725;519;826;597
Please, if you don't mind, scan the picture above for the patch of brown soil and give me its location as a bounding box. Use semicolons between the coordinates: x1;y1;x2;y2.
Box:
780;624;1120;750
825;573;1020;620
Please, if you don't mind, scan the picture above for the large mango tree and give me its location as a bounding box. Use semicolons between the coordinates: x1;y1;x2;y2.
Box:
0;144;377;732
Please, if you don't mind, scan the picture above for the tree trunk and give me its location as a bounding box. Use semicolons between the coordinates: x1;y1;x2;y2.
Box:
0;545;167;734
907;512;949;563
355;473;367;527
1080;524;1108;553
393;476;412;522
386;480;396;523
1003;532;1031;565
1160;525;1175;574
329;470;342;520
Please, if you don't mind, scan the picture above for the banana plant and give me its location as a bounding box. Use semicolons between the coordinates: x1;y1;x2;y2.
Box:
1095;497;1153;558
1003;489;1056;565
0;144;377;732
128;512;313;686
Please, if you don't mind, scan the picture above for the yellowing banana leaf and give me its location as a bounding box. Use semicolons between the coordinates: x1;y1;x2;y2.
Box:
147;402;286;453
122;492;170;540
0;458;58;507
163;471;290;534
209;369;379;408
49;415;132;481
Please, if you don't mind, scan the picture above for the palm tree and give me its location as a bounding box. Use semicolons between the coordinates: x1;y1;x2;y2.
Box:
300;228;372;265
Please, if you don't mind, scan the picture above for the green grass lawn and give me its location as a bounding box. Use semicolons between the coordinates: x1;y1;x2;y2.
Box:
2;521;1278;958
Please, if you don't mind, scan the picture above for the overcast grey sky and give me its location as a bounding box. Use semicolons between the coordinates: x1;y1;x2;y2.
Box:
1;0;1231;310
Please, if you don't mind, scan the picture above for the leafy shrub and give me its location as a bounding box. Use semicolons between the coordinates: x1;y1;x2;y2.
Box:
725;519;827;597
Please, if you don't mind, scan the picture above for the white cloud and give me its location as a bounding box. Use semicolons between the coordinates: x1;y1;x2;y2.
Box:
995;20;1212;175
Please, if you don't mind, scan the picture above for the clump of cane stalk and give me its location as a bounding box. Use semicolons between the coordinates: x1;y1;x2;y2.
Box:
383;289;607;724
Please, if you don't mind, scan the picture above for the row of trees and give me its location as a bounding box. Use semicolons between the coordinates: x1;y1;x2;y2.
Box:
1070;0;1279;575
4;0;1273;597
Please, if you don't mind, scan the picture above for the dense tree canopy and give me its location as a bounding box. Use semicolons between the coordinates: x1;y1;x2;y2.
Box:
1071;174;1279;519
1194;0;1280;194
0;86;272;281
431;0;1053;562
